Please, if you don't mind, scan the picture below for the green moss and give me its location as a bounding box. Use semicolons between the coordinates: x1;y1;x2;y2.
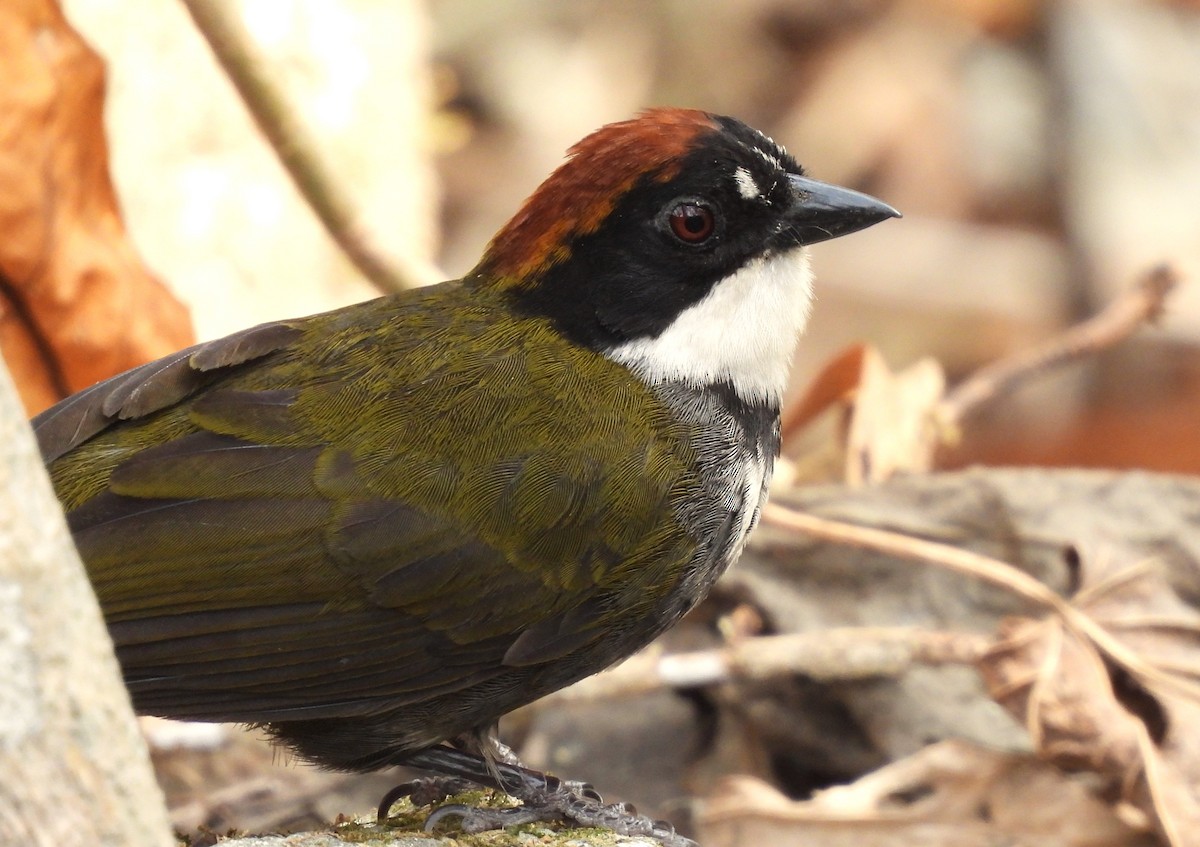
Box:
344;790;644;846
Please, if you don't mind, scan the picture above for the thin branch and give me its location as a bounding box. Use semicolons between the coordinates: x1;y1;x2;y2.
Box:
938;263;1180;426
537;627;990;706
760;502;1200;703
761;502;1066;611
180;0;420;293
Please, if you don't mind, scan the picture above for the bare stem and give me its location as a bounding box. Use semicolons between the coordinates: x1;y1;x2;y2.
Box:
539;626;990;706
938;264;1179;426
760;502;1200;702
761;502;1067;610
180;0;419;293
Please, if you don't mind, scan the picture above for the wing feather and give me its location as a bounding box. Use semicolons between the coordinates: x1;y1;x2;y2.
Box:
34;320;302;461
42;288;701;726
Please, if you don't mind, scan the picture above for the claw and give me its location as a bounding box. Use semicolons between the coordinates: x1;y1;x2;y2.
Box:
425;803;552;834
423;803;469;832
376;782;417;821
377;776;479;820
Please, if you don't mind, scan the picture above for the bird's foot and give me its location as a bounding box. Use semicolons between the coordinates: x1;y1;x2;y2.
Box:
376;776;479;817
377;772;597;819
381;745;697;847
424;775;696;847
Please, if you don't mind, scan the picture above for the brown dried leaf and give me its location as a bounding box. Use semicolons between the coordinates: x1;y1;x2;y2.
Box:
781;343;868;440
984;616;1145;779
980;552;1200;846
0;0;192;415
781;344;947;486
844;349;945;486
697;740;1143;847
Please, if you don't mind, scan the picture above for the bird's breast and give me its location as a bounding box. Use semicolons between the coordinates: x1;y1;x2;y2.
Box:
650;379;780;618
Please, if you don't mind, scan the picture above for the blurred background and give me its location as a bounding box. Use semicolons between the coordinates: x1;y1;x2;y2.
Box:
7;0;1200;842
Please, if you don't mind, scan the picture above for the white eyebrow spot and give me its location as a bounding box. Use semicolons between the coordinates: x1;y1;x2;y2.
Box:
756;150;781;171
734;166;761;200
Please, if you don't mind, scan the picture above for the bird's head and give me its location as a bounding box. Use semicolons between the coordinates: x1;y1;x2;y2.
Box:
471;108;899;407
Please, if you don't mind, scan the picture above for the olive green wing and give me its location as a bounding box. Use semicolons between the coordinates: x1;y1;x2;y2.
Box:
40;291;698;723
75;439;533;723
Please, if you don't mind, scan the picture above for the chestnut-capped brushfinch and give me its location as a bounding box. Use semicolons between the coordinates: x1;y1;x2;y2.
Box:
36;108;898;845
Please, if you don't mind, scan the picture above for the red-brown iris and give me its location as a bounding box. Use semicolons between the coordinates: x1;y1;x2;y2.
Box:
668;202;715;244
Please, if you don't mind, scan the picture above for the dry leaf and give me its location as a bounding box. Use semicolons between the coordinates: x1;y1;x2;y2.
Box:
980;551;1200;846
844;349;945;485
781;343;946;486
782;344;869;439
0;0;192;415
697;740;1142;847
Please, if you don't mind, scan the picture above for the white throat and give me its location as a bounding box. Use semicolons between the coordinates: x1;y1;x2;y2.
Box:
605;250;814;405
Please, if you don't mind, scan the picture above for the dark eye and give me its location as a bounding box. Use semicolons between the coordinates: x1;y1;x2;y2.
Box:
667;202;715;244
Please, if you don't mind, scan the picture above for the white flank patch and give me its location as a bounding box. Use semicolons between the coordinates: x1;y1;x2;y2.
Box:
606;250;815;405
735;454;768;550
734;166;760;200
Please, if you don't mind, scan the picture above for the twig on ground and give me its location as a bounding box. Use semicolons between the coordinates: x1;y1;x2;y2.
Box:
760;502;1200;703
539;626;990;706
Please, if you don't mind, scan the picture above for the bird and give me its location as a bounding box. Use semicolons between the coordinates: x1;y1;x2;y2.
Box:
34;108;898;844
